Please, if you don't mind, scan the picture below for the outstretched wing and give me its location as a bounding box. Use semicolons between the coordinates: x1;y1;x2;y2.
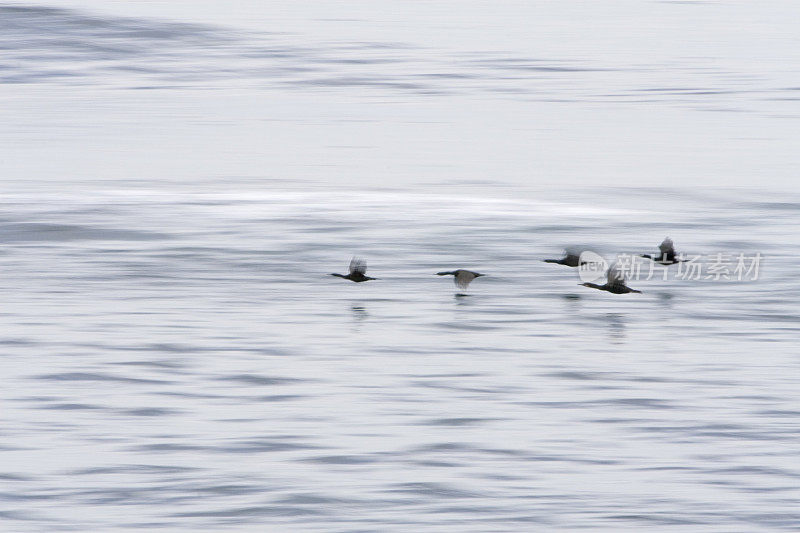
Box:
659;237;675;256
349;257;367;276
562;247;587;267
607;262;626;285
454;270;477;290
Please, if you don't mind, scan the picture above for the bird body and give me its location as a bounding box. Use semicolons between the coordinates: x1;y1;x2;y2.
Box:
581;282;641;294
581;262;641;294
543;250;585;267
437;269;484;290
641;237;684;265
331;257;377;282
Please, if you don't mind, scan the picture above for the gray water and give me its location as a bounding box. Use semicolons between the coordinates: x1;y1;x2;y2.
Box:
2;2;800;532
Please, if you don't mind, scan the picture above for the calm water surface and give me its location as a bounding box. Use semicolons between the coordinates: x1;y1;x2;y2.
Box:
2;2;800;531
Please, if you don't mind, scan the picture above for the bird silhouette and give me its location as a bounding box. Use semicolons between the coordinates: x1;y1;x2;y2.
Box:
543;249;586;267
581;263;641;294
641;237;684;265
330;257;378;282
436;269;485;290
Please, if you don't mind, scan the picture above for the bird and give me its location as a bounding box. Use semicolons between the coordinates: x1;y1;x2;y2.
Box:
436;269;485;290
330;257;378;282
581;262;641;294
543;249;586;267
641;237;684;265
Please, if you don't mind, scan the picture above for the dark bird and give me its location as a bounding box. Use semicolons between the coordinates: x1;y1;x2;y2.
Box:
436;269;485;290
641;237;684;265
543;249;586;267
330;257;378;282
581;263;642;294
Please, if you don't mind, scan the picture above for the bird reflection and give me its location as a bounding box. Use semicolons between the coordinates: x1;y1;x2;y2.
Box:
454;293;474;305
656;291;674;308
351;304;368;320
606;313;627;343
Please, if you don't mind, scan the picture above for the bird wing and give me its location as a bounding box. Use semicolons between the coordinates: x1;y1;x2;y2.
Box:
659;237;675;256
454;270;477;290
607;262;625;285
349;257;367;275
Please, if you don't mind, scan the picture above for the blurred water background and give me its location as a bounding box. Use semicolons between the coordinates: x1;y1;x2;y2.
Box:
2;1;800;531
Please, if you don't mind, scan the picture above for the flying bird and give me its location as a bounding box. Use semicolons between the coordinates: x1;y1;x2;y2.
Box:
641;237;684;265
330;257;378;282
581;263;641;294
543;249;586;267
436;269;485;290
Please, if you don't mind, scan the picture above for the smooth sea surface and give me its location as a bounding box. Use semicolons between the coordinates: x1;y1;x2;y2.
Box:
2;2;800;531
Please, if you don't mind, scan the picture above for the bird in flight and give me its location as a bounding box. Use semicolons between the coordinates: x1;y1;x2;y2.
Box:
641;237;685;265
543;249;587;267
436;269;485;290
330;257;378;282
581;262;641;294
